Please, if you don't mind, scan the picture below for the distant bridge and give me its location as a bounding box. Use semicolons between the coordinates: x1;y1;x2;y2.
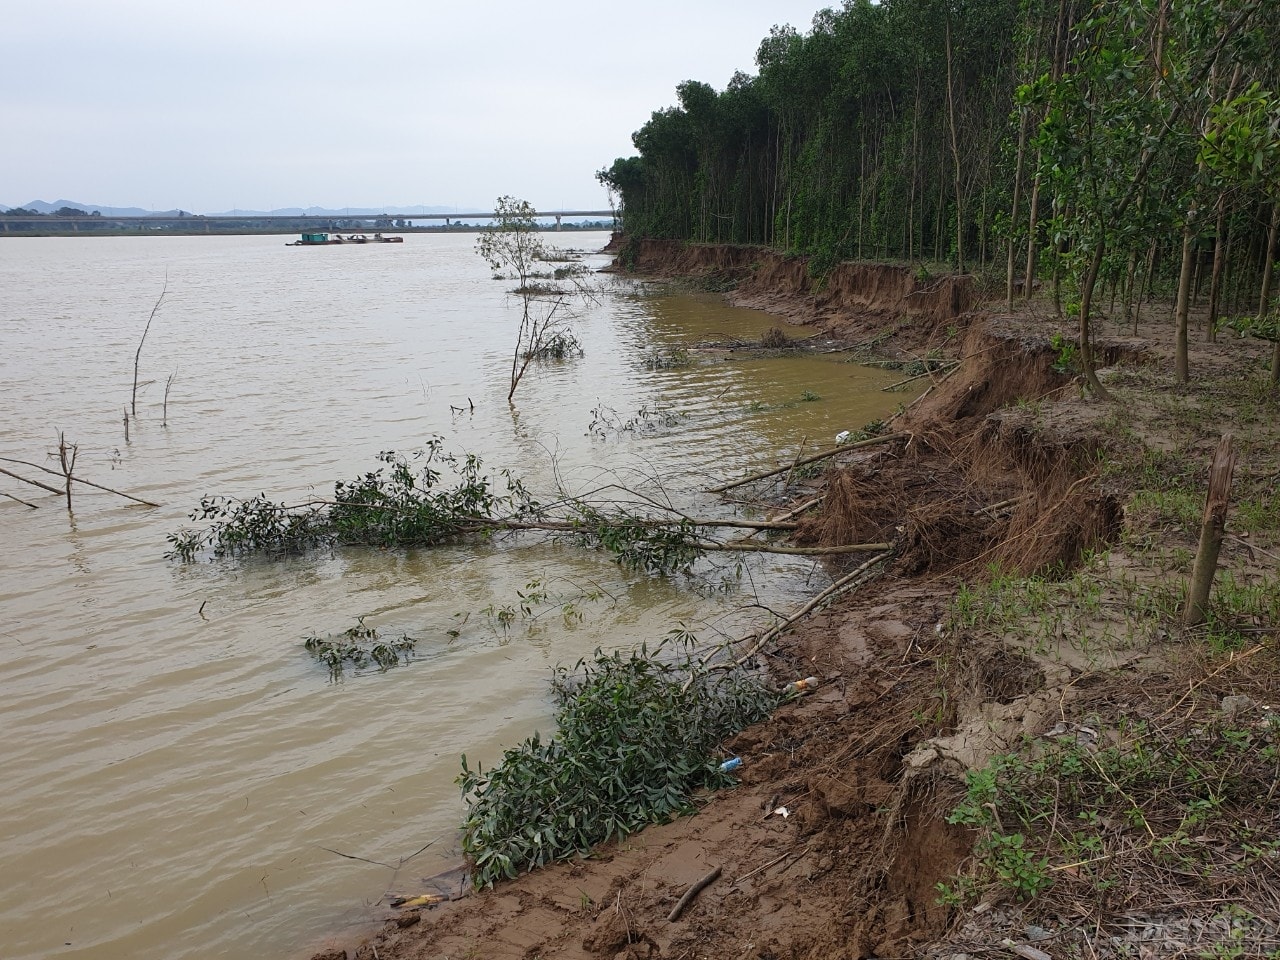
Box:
0;211;616;232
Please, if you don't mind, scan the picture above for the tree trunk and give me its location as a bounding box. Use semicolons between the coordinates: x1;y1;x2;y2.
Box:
1078;240;1112;399
1183;434;1236;627
1124;249;1140;334
1258;202;1279;318
1174;208;1197;383
1207;192;1229;342
1006;117;1029;308
1260;205;1280;388
945;15;965;274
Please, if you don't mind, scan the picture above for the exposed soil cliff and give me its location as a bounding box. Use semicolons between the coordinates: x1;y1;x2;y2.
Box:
613;238;975;354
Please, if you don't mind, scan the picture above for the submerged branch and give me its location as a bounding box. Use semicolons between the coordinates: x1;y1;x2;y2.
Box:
0;464;63;496
696;540;892;555
0;456;159;507
707;433;907;493
1;488;40;508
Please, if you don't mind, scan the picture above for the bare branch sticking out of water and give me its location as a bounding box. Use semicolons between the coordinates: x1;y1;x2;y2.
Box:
57;432;78;511
163;372;176;427
132;279;167;416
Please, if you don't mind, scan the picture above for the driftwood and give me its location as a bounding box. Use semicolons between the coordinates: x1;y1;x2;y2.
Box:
0;456;159;507
57;433;77;511
975;494;1032;518
733;496;824;545
882;361;960;392
771;496;823;523
782;435;809;486
667;866;721;922
904;360;965;413
707;432;906;494
1184;433;1237;626
682;550;893;692
722;551;892;670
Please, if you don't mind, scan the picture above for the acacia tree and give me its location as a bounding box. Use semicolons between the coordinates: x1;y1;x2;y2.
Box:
476;196;588;402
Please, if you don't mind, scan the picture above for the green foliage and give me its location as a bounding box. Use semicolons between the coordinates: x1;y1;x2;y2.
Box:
571;504;702;575
601;0;1024;261
167;445;724;576
1224;311;1280;343
475;196;546;288
1048;332;1077;375
167;440;540;560
303;617;417;681
1200;83;1280;197
476;577;606;638
524;330;583;360
457;638;780;888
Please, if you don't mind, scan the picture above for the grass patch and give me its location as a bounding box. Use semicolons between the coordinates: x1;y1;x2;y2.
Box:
950;558;1278;661
941;708;1280;913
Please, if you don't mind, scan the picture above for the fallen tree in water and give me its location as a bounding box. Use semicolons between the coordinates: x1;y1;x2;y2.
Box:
165;438;891;574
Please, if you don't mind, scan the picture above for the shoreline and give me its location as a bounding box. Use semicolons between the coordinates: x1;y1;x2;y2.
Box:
313;242;1280;960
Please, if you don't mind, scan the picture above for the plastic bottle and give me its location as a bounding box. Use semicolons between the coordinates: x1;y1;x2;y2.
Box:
718;757;742;773
784;676;820;696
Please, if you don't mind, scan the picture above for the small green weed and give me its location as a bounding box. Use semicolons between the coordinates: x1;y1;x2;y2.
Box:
942;714;1280;908
587;402;685;438
303;617;417;681
1049;331;1077;374
477;577;606;637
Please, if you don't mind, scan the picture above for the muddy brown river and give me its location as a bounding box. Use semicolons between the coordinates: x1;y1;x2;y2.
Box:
0;232;909;959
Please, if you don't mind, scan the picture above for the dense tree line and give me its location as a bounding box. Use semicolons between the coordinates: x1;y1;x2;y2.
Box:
599;0;1280;387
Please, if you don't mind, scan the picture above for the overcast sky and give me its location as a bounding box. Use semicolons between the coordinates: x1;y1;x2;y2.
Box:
2;0;825;214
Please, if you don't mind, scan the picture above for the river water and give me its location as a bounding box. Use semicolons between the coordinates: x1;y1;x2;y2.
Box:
0;232;907;960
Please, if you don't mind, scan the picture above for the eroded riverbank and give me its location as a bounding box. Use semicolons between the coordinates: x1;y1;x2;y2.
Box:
329;243;1280;960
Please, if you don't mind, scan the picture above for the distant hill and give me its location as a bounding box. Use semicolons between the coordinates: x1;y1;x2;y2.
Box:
0;201;483;217
2;200;189;216
208;205;472;217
